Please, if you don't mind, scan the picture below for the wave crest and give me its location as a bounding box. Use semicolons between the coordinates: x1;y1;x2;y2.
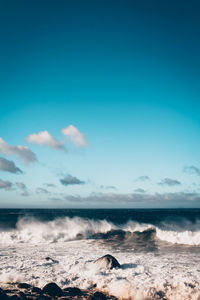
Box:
156;228;200;245
1;216;200;246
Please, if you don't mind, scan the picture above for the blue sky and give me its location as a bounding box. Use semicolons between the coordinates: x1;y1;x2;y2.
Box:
0;0;200;208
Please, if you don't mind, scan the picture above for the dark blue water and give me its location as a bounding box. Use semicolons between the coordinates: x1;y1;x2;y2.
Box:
1;208;200;229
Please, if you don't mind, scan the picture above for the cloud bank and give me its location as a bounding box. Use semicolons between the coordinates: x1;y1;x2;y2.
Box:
59;191;200;206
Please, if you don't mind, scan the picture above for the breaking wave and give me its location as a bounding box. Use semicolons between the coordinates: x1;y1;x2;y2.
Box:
1;216;200;246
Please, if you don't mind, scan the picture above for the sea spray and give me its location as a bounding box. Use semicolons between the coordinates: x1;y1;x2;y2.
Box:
1;216;200;246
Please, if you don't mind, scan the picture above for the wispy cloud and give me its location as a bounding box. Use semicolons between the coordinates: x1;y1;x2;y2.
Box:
0;179;12;191
158;178;181;186
16;182;26;189
184;165;200;176
26;131;66;151
16;182;29;196
135;175;150;182
60;174;85;186
49;197;62;202
0;157;23;174
45;183;56;187
36;187;50;194
134;188;146;193
0;137;36;164
61;125;87;147
100;185;117;190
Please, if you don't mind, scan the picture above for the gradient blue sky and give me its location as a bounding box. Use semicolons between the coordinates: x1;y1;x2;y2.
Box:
0;0;200;208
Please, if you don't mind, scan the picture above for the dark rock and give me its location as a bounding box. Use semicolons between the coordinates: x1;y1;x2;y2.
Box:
94;254;120;270
36;295;52;300
19;291;27;298
9;296;20;300
0;288;9;300
42;282;63;297
90;291;108;300
18;283;31;289
4;289;19;293
45;257;51;261
63;287;82;296
31;286;42;294
88;283;97;289
155;290;166;299
45;257;59;264
36;296;52;300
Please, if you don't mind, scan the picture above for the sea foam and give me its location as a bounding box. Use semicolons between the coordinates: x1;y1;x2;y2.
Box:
1;216;200;299
1;216;200;246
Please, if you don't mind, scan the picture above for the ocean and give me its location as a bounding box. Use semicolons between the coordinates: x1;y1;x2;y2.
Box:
0;208;200;299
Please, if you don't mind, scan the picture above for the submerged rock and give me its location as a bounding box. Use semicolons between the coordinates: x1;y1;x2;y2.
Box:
9;295;20;300
42;282;63;297
94;254;120;270
18;283;31;289
31;286;42;294
18;291;26;298
37;295;51;300
0;288;9;300
45;257;59;264
63;286;83;296
90;291;108;299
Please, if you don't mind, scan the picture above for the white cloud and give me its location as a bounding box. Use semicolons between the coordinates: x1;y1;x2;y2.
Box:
26;131;66;151
61;125;87;147
0;138;37;165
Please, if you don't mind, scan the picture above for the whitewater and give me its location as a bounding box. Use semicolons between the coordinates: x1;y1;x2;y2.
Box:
1;209;200;299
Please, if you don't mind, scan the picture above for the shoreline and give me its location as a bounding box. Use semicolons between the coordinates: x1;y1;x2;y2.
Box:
0;282;119;300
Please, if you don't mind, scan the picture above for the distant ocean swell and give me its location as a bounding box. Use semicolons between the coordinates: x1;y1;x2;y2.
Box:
1;216;200;246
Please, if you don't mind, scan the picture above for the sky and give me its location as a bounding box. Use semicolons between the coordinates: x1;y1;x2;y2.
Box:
0;0;200;208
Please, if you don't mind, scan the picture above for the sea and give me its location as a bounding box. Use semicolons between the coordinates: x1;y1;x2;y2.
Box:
0;208;200;299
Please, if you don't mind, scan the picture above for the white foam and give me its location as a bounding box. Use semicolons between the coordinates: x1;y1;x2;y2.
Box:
0;238;200;300
1;217;200;299
156;228;200;245
0;216;116;245
1;216;200;246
